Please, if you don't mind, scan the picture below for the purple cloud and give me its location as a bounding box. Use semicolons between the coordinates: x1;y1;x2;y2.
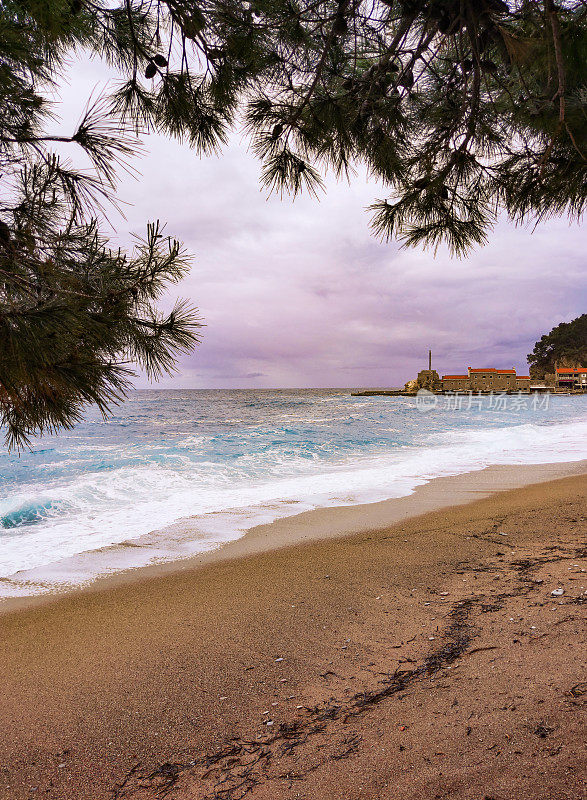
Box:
54;59;586;389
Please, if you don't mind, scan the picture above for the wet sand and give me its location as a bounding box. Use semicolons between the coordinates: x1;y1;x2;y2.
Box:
0;468;585;799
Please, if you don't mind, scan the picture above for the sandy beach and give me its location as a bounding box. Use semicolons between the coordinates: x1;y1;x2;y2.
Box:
0;467;585;799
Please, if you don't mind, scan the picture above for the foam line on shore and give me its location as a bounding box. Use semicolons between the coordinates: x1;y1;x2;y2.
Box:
1;459;584;612
2;413;586;594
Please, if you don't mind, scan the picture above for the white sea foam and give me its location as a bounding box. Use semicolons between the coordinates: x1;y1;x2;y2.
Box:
1;412;586;597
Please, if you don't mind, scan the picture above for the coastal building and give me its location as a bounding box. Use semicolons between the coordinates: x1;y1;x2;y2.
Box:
441;367;531;393
555;367;587;390
441;374;470;392
415;350;441;390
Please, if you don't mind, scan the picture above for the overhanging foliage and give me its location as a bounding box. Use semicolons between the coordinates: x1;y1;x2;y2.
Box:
1;0;585;446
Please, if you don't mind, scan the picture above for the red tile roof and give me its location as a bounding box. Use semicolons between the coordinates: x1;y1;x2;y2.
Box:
442;370;533;380
468;368;515;374
556;367;587;373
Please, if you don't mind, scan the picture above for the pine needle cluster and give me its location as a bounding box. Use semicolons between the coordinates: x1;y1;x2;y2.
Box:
94;0;586;257
1;2;202;448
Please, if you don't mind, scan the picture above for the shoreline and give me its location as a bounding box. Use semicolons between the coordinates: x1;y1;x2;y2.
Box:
2;458;586;616
0;469;584;799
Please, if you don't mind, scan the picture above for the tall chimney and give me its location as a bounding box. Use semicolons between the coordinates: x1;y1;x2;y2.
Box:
428;350;432;371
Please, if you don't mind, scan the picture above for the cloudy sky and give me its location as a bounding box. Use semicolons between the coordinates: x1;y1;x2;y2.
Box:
58;59;586;389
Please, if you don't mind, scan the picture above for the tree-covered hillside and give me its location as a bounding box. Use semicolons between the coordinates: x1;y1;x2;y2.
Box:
527;314;587;379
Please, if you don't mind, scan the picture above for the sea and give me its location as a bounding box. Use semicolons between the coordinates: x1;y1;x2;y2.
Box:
1;389;586;598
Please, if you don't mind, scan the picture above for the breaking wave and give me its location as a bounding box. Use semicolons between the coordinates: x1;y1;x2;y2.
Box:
0;390;585;594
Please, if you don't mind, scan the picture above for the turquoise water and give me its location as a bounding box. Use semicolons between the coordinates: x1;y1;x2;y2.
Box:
1;389;586;594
